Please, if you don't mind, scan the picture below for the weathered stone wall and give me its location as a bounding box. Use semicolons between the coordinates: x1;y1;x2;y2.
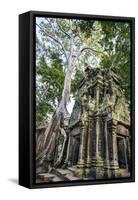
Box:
65;67;131;179
36;67;131;180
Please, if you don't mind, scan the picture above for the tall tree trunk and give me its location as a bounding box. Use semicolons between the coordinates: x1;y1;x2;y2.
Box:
36;40;74;165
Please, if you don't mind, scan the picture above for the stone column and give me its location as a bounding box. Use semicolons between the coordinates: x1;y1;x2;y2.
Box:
95;82;100;160
110;120;120;177
85;115;93;177
96;82;100;110
95;115;100;160
94;114;104;179
103;116;111;178
92;80;104;178
77;112;88;178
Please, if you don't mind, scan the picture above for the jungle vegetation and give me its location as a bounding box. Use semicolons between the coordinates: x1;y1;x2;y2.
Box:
35;17;131;162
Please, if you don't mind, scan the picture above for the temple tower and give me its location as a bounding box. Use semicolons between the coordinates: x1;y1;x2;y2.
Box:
66;66;130;179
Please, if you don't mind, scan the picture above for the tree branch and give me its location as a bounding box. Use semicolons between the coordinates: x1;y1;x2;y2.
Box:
45;18;57;35
72;47;104;67
36;23;68;62
56;19;71;38
80;47;103;54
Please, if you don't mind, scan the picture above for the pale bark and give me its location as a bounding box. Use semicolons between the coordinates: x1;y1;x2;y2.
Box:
36;38;75;164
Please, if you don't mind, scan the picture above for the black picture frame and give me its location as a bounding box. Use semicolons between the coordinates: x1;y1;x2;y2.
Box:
19;10;135;189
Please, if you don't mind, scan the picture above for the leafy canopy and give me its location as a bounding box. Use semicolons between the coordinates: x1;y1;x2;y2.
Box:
36;18;131;127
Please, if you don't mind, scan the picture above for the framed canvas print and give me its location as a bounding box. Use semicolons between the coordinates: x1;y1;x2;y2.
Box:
19;11;135;189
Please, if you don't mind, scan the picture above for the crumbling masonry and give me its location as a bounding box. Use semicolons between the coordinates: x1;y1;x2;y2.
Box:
36;67;131;181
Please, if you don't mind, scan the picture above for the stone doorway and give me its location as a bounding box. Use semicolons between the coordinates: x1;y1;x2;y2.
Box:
117;137;128;169
72;136;80;165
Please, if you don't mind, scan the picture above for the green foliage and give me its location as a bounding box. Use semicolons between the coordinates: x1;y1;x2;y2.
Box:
36;52;65;127
36;18;131;127
100;21;131;102
76;20;95;38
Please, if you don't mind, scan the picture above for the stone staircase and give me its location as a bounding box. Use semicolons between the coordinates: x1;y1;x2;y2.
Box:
36;172;64;183
36;166;81;183
53;166;80;181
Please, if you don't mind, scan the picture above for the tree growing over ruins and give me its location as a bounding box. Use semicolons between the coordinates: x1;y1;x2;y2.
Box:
36;17;131;167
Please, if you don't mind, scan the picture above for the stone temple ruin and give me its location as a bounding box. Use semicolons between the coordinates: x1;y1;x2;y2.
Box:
36;67;131;182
